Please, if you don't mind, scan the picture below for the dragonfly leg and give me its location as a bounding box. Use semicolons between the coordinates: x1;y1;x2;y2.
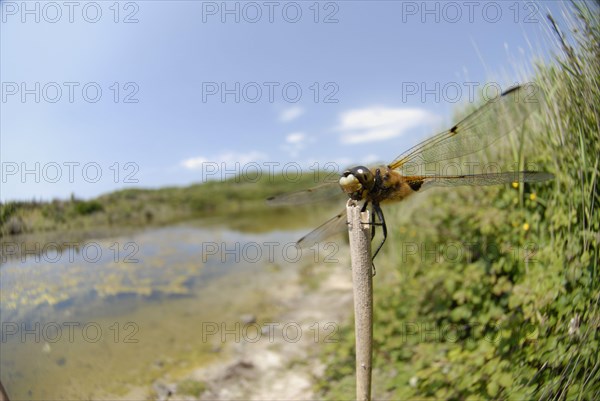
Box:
371;203;387;260
369;203;385;243
370;204;377;239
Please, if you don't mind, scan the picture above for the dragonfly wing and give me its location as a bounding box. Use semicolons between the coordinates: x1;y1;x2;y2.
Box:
406;171;554;190
296;209;348;248
389;84;542;172
266;182;345;206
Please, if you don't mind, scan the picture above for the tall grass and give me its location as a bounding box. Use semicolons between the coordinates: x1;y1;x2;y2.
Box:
318;3;599;399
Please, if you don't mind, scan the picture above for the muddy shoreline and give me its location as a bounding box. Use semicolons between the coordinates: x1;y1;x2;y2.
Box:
142;260;354;400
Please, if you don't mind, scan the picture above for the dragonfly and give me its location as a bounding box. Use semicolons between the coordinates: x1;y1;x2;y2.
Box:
267;84;554;259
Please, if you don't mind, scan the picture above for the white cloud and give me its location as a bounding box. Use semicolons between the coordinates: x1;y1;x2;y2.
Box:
336;106;437;145
281;132;308;158
285;132;306;144
361;153;382;166
181;150;267;170
181;156;209;170
280;106;304;122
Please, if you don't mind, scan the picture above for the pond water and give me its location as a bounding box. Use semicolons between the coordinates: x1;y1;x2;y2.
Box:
0;223;324;400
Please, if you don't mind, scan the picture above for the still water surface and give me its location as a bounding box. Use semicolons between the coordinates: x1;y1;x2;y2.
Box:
0;222;318;400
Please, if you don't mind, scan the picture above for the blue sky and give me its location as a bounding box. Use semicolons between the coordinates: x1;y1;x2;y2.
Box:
1;0;571;201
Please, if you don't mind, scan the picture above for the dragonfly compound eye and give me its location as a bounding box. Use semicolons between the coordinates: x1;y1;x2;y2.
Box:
339;166;375;199
350;166;375;189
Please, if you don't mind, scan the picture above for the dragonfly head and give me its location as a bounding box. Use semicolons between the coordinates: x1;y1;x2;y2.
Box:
339;166;375;200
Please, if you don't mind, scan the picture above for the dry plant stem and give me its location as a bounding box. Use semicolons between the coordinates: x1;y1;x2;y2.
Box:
346;199;373;401
0;380;10;401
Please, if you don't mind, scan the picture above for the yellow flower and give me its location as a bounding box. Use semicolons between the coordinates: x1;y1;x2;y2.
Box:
530;193;537;201
523;223;530;231
512;182;519;189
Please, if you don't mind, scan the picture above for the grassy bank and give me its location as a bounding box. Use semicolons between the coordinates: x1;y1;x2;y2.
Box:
318;3;599;399
0;171;343;254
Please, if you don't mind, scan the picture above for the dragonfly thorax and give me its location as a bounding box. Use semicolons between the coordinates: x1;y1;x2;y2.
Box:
339;166;375;200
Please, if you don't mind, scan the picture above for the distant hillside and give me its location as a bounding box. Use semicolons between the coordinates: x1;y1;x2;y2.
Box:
0;172;340;238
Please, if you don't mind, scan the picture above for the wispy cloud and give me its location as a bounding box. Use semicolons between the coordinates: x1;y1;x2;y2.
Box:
279;106;305;122
286;132;305;144
281;131;310;158
181;150;267;170
336;106;437;145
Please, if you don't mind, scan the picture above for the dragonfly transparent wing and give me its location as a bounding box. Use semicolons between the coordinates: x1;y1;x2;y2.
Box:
389;84;541;172
296;209;348;248
266;182;345;206
405;171;554;190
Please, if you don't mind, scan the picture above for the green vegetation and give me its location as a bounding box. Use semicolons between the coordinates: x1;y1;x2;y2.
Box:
175;379;207;397
72;199;104;216
318;4;599;400
0;171;338;240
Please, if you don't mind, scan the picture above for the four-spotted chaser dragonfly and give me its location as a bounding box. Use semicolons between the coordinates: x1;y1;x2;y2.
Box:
268;84;554;259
